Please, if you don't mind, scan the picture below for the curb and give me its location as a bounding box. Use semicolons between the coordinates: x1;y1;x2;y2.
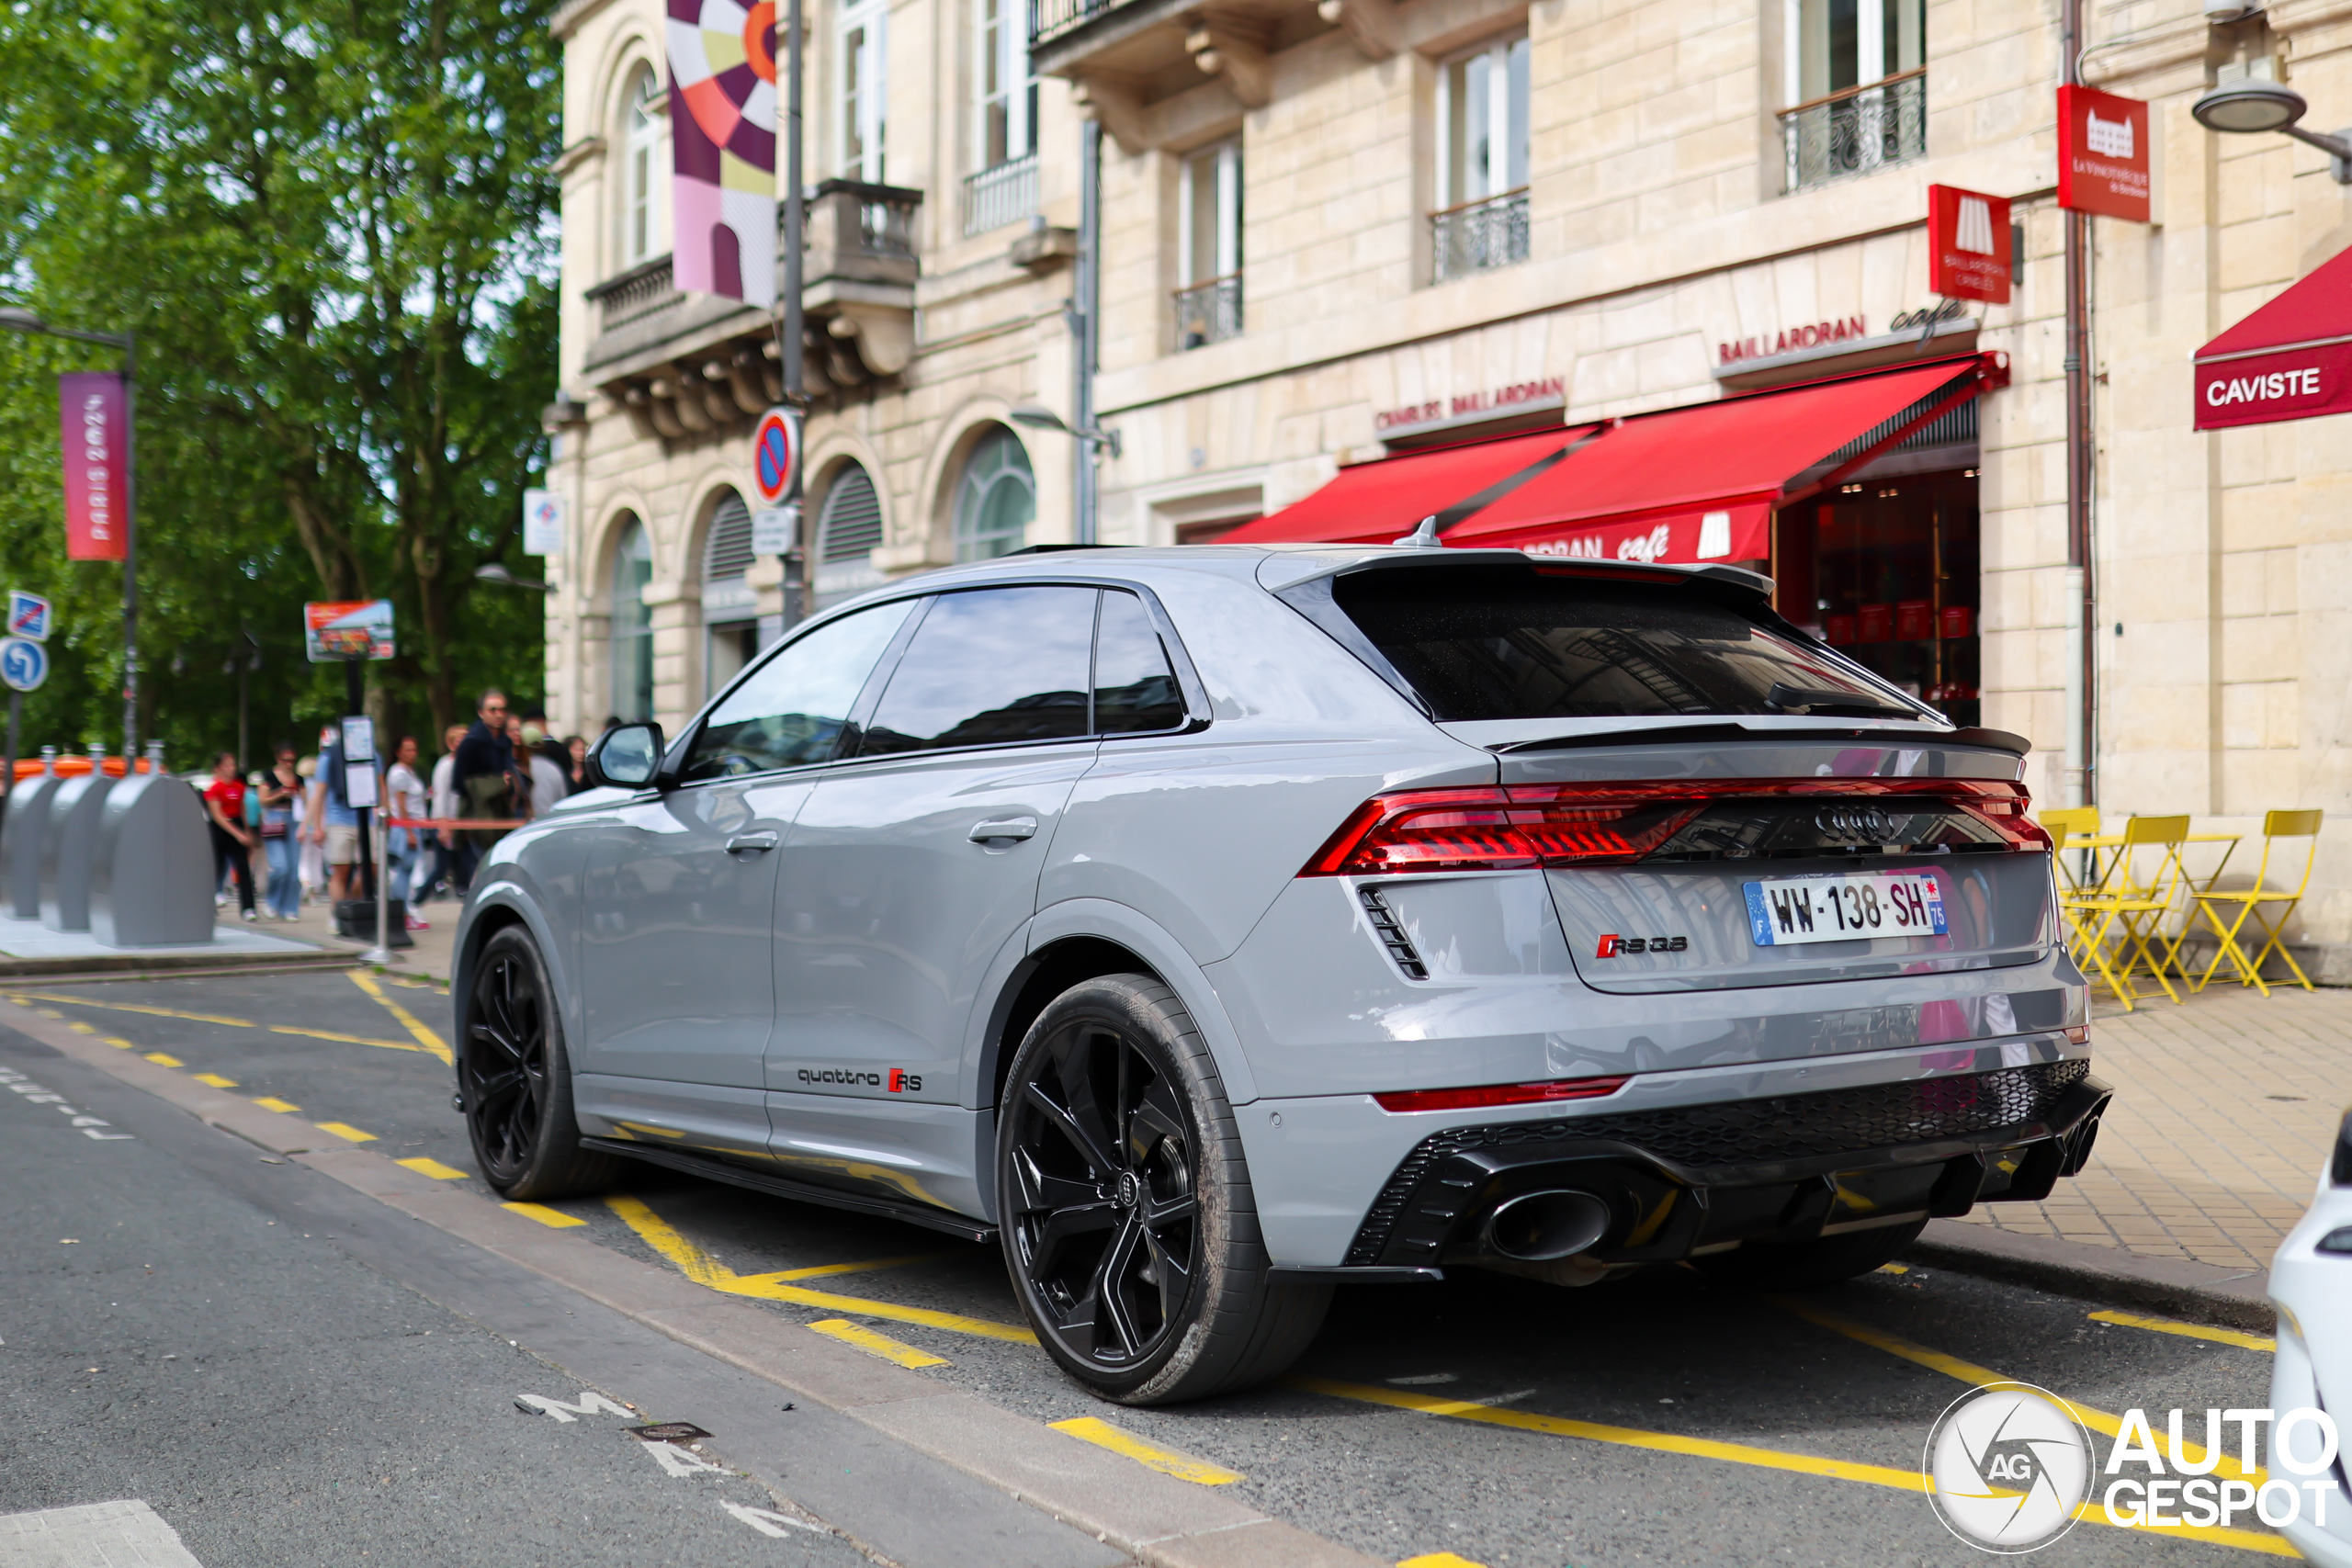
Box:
1907;1218;2275;1333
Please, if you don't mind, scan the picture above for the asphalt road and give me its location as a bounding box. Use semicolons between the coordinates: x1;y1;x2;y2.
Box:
0;969;2296;1568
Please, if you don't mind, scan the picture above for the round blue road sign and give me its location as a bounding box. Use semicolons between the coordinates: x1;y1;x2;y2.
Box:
0;637;48;693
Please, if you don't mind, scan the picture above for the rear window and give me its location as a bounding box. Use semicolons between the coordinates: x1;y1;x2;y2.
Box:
1325;568;1904;722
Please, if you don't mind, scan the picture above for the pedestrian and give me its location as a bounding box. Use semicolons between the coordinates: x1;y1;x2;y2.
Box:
201;751;258;922
421;721;467;903
384;734;430;931
256;741;303;920
304;724;364;907
296;750;323;901
518;714;569;819
565;734;589;790
453;689;518;864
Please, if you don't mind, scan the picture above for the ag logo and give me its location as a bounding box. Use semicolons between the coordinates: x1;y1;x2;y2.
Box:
1924;1382;2092;1554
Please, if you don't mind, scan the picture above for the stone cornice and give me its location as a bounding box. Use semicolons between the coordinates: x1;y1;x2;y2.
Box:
552;0;622;42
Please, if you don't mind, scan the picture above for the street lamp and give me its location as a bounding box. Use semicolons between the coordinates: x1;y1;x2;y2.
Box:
1011;405;1123;460
0;306;140;757
2190;80;2352;182
476;561;552;592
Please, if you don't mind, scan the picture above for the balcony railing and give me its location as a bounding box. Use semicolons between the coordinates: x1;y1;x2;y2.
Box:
1430;188;1530;284
586;254;684;334
1173;272;1242;351
810;179;922;266
1780;69;1927;193
963;153;1039;236
1030;0;1121;49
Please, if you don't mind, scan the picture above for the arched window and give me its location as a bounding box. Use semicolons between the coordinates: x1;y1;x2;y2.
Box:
813;461;887;607
621;65;665;267
610;516;655;721
702;490;759;694
952;427;1033;563
703;490;754;585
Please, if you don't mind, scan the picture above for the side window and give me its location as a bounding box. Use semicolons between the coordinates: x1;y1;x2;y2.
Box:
858;586;1094;756
683;598;916;780
1093;591;1185;733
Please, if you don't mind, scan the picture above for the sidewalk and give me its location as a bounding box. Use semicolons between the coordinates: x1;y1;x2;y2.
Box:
1959;982;2347;1273
275;888;458;987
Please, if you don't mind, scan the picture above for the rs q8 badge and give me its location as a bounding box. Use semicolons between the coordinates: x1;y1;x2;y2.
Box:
1596;934;1688;957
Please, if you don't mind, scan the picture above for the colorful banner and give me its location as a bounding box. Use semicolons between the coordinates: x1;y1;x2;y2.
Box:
669;0;778;307
59;371;127;561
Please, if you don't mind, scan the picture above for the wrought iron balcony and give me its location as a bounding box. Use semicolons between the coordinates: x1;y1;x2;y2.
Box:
963;153;1039;236
1780;69;1927;193
1173;272;1242;351
1430;188;1529;284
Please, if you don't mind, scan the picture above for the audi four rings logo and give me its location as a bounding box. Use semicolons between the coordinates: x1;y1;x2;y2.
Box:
796;1067;923;1092
1815;803;1895;841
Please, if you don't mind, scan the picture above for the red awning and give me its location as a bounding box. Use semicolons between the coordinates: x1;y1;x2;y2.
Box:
1222;426;1593;546
2194;245;2352;431
1444;359;1989;564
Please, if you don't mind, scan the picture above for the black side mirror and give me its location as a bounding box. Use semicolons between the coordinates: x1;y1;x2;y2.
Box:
589;723;665;788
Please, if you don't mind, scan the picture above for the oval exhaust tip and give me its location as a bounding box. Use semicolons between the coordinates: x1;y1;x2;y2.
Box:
1484;1189;1612;1262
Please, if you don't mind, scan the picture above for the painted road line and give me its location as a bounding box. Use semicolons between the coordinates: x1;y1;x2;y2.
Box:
347;971;452;1064
1772;1298;2263;1483
808;1317;950;1369
396;1156;470;1180
6;990;424;1056
1047;1417;1243;1485
503;1201;588;1228
314;1122;378;1143
775;1252;964;1281
606;1194;1036;1345
1876;1262;1910;1274
250;1097;300;1113
1397;1555;1491;1568
66;1021;94;1034
2089;1310;2278;1353
192;1074;237;1089
104;1037;135;1050
142;1053;183;1067
1289;1377;2292;1556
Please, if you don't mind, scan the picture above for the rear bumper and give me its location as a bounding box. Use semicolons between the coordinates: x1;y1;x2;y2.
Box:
1237;1034;2104;1268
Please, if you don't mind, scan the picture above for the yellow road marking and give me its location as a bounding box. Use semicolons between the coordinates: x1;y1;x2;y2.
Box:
192;1073;237;1089
605;1195;1035;1344
808;1317;949;1368
315;1122;377;1143
142;1053;182;1067
2089;1310;2277;1353
7;990;424;1055
347;971;452;1064
1048;1417;1243;1485
1291;1378;2292;1555
67;1021;94;1034
397;1156;469;1180
1876;1262;1910;1274
251;1097;300;1113
1398;1555;1492;1568
104;1037;135;1050
503;1201;587;1228
1773;1298;2265;1483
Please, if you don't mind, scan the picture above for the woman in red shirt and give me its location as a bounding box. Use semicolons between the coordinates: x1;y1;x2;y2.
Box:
203;751;257;921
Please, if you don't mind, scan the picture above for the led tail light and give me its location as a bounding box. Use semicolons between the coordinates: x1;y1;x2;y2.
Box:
1373;1075;1633;1113
1302;777;2046;877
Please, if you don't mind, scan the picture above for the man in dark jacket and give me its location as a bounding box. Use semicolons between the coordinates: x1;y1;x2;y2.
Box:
451;690;517;870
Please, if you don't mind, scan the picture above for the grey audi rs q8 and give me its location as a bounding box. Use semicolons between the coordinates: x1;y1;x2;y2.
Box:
451;543;2103;1404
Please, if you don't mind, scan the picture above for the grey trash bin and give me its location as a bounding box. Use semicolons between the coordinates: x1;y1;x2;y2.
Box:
0;747;62;919
40;749;118;932
89;769;214;947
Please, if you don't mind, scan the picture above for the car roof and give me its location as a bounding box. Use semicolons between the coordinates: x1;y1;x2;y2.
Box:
891;544;1773;598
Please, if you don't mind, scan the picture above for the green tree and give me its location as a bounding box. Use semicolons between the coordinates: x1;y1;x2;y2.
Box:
0;0;560;760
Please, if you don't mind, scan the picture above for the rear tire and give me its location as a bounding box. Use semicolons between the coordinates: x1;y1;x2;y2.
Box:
460;925;622;1201
997;974;1329;1405
1689;1217;1928;1291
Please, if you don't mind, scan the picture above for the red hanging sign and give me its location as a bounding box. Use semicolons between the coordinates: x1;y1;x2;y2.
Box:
59;372;127;561
1927;186;2012;305
2057;85;2151;222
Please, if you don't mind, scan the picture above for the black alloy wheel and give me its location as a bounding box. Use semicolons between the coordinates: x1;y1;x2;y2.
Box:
466;938;549;1186
1005;1015;1201;1370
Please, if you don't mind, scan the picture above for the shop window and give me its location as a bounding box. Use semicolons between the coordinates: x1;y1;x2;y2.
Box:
620;65;666;268
1774;469;1980;728
841;0;888;183
953;426;1034;563
1176;141;1242;351
1433;36;1530;283
610;515;655;722
1781;0;1926;191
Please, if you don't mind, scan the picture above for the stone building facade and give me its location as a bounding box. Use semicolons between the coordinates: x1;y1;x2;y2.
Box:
544;0;2352;975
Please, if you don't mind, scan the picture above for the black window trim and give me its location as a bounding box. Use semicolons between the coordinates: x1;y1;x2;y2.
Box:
664;574;1209;788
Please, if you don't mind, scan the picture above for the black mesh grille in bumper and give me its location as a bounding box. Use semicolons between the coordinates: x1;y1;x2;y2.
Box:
1344;1059;2093;1265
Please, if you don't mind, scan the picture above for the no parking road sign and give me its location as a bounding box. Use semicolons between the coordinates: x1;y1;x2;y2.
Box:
752;407;799;506
0;637;48;693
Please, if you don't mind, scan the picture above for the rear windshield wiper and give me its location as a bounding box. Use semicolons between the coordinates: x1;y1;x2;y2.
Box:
1764;682;1918;719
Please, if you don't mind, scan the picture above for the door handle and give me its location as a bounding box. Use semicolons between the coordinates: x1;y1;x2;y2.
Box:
968;817;1038;844
726;830;780;854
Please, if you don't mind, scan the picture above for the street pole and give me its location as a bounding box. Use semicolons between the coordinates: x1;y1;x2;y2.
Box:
781;0;808;627
1073;119;1102;546
2061;0;2095;808
4;692;17;795
122;331;138;761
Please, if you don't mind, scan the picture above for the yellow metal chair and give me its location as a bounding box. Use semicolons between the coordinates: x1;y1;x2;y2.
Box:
2188;809;2324;995
2038;807;2103;897
2064;815;2191;1010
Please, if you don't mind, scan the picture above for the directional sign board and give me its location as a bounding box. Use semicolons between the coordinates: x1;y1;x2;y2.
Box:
7;592;51;642
0;637;48;693
752;408;798;506
304;599;396;661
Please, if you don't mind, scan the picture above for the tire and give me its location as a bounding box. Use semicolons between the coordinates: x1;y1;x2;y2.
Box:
996;974;1329;1405
460;925;623;1201
1689;1217;1929;1292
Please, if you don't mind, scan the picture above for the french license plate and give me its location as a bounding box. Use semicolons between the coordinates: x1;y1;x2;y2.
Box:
1743;872;1946;946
